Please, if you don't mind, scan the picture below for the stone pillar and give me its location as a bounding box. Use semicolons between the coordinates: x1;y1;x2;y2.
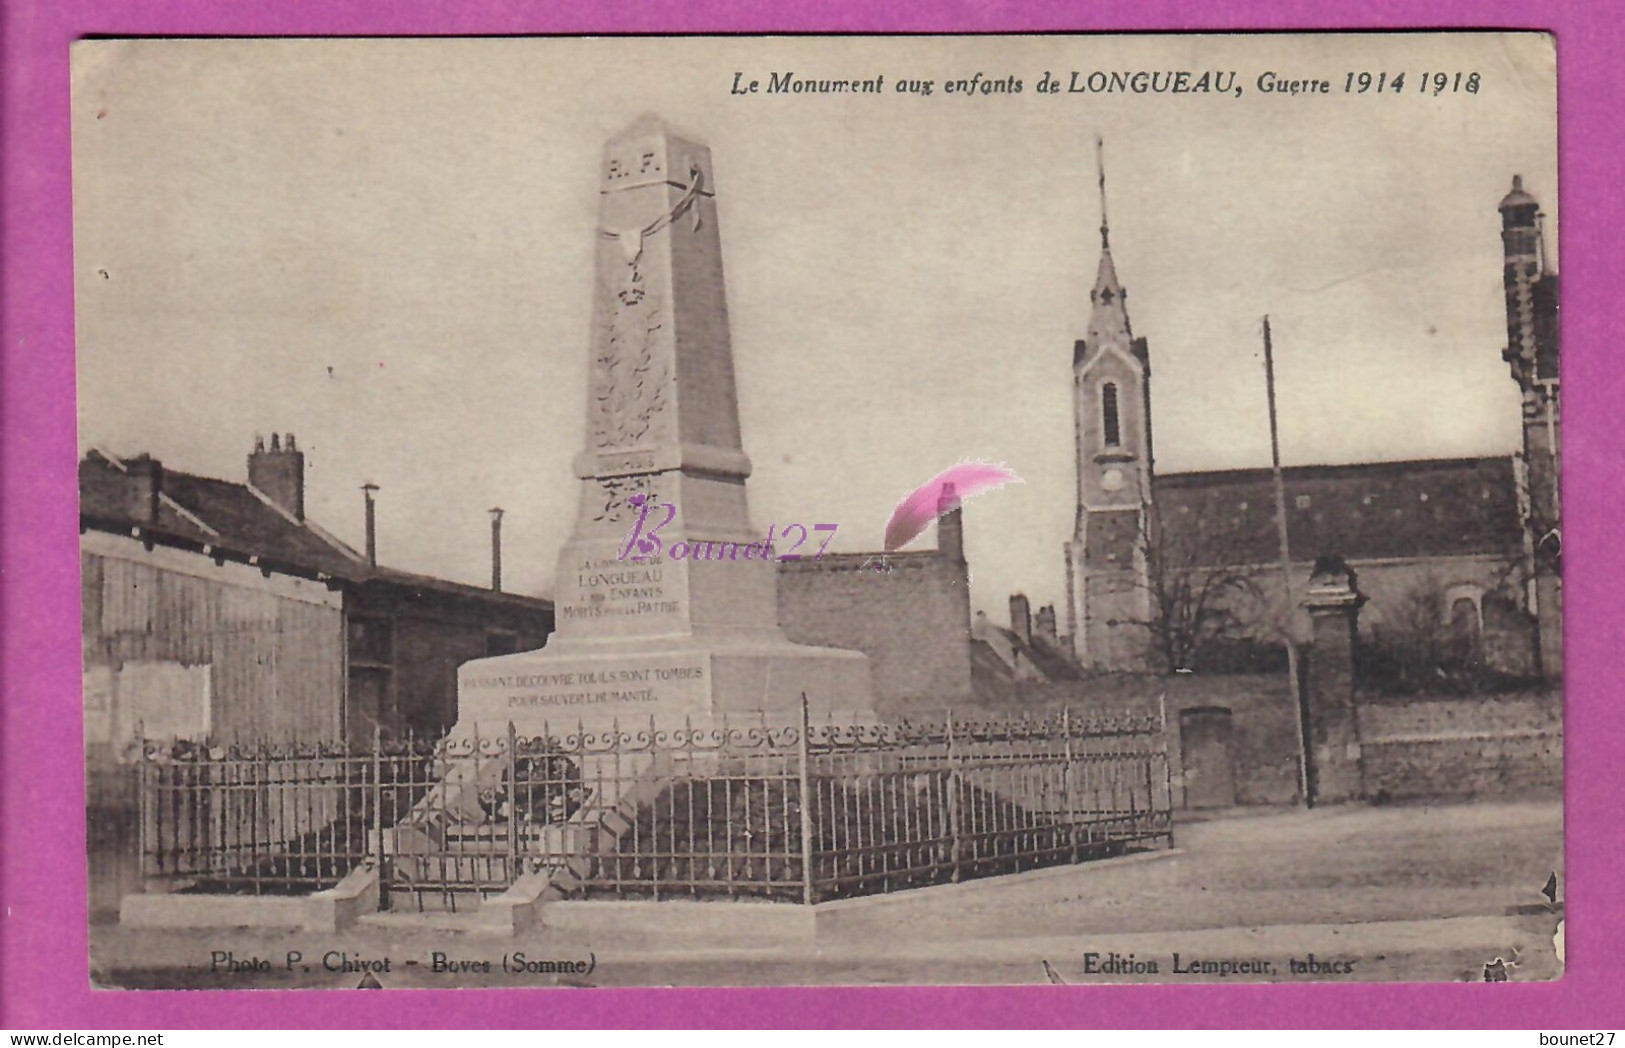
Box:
1535;573;1562;679
1301;555;1365;805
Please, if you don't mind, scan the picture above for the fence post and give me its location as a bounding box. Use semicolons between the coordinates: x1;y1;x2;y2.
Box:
506;720;520;885
946;708;961;884
372;725;386;908
1062;706;1077;864
797;694;816;906
1158;695;1175;849
134;736;150;885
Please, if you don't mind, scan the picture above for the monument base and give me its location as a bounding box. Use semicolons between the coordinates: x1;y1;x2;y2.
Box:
454;633;874;738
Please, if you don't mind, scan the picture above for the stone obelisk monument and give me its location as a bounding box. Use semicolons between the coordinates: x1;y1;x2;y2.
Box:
454;115;873;735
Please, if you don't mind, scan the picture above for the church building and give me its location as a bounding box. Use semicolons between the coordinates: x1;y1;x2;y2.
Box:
1064;169;1560;680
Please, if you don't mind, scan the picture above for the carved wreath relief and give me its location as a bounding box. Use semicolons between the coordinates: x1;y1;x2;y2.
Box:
591;257;671;452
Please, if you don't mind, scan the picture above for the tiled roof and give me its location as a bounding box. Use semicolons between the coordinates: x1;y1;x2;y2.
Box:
80;449;361;577
78;449;551;610
1151;456;1523;567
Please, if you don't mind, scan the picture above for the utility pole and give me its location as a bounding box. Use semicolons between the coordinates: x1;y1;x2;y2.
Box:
1264;316;1312;807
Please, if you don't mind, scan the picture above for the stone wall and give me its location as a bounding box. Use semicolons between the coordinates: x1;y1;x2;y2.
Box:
777;548;973;714
960;672;1303;808
1357;691;1562;801
960;675;1563;807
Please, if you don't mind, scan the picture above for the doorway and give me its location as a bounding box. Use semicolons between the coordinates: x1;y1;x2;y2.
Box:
1180;706;1237;809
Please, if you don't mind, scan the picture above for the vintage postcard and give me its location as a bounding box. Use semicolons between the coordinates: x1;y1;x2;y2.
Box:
72;32;1560;990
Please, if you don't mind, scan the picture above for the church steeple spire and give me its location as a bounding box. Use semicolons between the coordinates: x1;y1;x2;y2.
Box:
1067;135;1153;672
1097;133;1111;250
1087;135;1130;346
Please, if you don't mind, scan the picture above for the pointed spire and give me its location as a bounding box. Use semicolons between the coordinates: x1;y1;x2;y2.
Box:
1085;133;1131;347
1096;134;1111;250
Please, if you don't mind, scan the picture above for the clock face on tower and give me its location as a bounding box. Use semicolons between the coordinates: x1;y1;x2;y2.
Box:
1101;468;1125;492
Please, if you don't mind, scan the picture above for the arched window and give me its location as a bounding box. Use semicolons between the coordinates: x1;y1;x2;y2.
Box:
1101;382;1121;448
1449;596;1482;645
1443;586;1485;669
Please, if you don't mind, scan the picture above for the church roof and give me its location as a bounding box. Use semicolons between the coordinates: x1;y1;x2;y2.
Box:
1150;455;1523;567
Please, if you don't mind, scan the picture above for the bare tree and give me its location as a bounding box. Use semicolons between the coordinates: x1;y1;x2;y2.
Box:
1116;504;1265;674
1361;575;1493;694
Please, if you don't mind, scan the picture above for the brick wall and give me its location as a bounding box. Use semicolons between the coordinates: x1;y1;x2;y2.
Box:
1357;691;1562;800
778;549;972;714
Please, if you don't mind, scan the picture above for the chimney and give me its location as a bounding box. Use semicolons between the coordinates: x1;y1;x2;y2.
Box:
489;507;505;592
125;454;162;524
936;482;964;563
248;432;306;520
1009;593;1032;646
362;484;379;567
1036;604;1058;646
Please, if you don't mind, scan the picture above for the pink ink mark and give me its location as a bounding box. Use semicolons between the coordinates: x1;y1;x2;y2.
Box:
883;460;1022;552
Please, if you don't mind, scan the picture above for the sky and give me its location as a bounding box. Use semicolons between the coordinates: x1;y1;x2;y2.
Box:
71;34;1558;622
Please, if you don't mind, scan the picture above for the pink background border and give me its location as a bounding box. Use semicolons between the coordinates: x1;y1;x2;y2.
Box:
4;1;1621;1029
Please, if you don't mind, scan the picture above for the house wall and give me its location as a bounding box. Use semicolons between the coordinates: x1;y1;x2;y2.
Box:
1102;552;1536;676
82;530;346;921
346;582;554;741
81;530;345;747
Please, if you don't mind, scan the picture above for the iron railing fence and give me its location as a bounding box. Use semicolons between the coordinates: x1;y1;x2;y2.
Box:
134;700;1172;907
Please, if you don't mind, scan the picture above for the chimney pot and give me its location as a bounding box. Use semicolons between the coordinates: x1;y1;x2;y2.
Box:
1036;604;1058;645
1009;593;1032;646
935;482;965;563
248;432;306;520
124;454;163;524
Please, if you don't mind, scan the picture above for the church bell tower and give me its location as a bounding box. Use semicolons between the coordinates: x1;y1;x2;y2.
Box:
1064;139;1154;670
1500;174;1561;677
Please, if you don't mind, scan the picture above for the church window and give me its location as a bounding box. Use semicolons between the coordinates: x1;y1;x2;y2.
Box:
1450;597;1481;643
1101;383;1121;447
1445;587;1485;658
